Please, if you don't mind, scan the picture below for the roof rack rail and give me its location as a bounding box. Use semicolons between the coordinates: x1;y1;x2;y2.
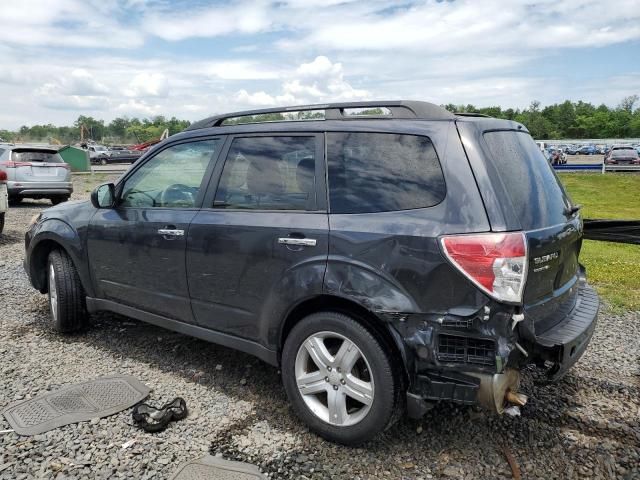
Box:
455;112;491;118
186;100;454;130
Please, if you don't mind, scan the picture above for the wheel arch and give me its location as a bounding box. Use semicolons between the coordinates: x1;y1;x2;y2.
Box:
28;235;93;297
279;294;410;384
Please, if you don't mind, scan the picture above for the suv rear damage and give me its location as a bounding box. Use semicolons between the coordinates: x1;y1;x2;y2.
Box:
24;101;598;444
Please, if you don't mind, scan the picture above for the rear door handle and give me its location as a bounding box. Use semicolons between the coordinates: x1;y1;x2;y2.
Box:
158;228;185;236
278;237;317;247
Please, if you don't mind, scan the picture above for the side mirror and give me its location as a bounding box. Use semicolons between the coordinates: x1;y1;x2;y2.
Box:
91;183;115;209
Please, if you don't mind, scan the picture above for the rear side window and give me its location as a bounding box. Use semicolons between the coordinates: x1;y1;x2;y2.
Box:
327;132;445;214
214;136;317;211
11;150;63;163
483;131;570;229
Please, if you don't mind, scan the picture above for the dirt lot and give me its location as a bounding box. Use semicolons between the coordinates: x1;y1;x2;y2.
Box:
0;174;638;479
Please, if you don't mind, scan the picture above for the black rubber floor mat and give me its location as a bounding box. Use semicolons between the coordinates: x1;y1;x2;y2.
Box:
2;375;150;435
170;455;266;480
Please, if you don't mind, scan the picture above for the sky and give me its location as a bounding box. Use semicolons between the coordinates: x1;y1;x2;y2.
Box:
0;0;639;129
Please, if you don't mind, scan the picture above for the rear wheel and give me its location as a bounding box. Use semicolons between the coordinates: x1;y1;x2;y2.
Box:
100;158;108;165
282;312;400;445
47;249;87;333
50;195;70;205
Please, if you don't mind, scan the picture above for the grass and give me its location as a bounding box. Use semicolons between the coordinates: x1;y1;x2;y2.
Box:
557;173;640;311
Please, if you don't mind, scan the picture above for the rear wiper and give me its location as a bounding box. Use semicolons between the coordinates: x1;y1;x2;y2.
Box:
564;204;582;216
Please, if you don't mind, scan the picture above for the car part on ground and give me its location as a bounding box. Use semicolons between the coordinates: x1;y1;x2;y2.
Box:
169;455;266;480
583;219;640;244
132;397;188;433
1;376;150;435
23;100;599;444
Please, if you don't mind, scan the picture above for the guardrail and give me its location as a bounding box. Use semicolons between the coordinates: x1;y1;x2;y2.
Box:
553;163;640;173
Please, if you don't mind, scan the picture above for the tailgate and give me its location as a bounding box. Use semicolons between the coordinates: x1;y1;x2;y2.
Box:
523;217;582;333
481;129;583;332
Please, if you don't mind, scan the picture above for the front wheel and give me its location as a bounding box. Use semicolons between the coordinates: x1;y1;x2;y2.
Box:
47;249;87;333
282;312;400;445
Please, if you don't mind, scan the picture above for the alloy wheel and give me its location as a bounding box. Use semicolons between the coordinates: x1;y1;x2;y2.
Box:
294;331;374;427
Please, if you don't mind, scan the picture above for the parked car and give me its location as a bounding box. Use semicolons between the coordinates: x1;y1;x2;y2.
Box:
604;145;640;165
23;101;599;445
0;145;72;204
0;167;7;233
564;145;579;155
576;145;596;155
87;145;111;165
97;146;142;164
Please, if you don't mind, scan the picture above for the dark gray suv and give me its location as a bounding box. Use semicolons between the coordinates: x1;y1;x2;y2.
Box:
24;101;599;444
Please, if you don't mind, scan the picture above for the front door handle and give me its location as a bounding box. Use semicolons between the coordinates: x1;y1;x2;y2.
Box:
158;228;184;237
278;237;317;247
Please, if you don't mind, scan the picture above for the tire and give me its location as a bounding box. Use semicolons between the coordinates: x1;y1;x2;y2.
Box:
0;212;4;234
47;249;87;333
100;158;107;166
50;195;70;205
281;312;400;445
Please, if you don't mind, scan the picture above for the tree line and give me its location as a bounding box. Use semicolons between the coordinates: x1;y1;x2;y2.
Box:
1;95;639;145
0;115;191;145
443;95;640;139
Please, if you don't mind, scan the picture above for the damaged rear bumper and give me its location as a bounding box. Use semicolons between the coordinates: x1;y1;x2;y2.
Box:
384;279;599;418
528;279;599;381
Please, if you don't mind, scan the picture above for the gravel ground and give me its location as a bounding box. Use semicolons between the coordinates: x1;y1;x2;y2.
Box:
0;174;638;479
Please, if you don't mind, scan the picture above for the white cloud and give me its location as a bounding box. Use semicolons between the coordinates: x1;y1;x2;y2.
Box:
125;73;170;98
235;56;370;107
142;1;271;41
0;0;639;128
203;61;280;80
0;0;143;48
34;69;110;110
116;99;163;117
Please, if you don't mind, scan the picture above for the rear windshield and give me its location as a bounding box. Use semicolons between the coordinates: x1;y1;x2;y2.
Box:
11;150;63;163
611;148;638;157
483;131;571;230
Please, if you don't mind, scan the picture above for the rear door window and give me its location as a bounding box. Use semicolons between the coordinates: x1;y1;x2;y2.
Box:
483;131;571;230
326;132;445;214
213;136;317;211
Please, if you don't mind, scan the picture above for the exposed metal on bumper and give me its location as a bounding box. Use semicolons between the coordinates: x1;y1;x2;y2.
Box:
467;368;520;413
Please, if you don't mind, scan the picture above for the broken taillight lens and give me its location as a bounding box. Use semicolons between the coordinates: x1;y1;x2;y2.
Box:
440;232;527;304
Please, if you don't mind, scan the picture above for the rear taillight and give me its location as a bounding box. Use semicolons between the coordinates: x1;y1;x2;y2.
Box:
440;232;527;304
0;161;32;167
0;170;6;182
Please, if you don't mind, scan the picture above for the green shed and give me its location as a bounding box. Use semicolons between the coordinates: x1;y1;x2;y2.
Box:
58;145;89;172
